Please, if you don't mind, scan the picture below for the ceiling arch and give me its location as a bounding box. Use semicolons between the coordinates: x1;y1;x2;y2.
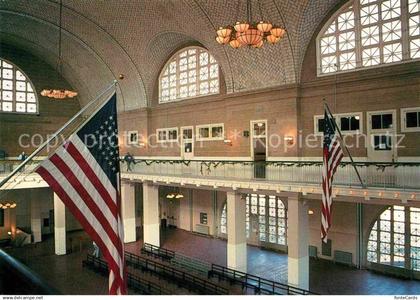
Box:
0;0;345;109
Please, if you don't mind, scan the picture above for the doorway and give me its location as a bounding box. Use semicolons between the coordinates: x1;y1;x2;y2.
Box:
181;126;194;160
367;110;397;162
250;120;267;178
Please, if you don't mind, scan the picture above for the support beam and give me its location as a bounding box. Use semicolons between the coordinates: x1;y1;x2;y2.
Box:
226;192;247;273
30;196;42;243
287;193;309;290
53;193;66;255
121;182;136;243
143;183;160;247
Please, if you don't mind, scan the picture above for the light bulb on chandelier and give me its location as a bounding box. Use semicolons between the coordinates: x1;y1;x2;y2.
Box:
215;0;286;49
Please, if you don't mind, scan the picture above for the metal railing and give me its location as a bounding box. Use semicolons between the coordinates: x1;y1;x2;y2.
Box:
125;159;420;190
125;251;228;295
209;263;317;295
2;158;420;190
82;254;170;295
141;243;175;261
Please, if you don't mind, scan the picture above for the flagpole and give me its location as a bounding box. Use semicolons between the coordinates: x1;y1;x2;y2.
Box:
0;80;118;190
323;101;365;188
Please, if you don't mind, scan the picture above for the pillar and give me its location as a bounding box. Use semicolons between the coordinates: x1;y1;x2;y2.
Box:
143;183;160;246
30;196;42;243
287;193;309;290
121;182;136;243
226;192;247;272
54;193;66;255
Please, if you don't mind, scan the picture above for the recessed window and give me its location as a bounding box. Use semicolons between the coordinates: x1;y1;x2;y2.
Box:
374;135;392;150
159;47;220;103
371;113;393;129
367;206;420;272
0;210;4;227
317;0;420;75
314;113;361;134
0;58;38;114
157;128;178;142
401;107;420;132
196;124;224;141
220;194;287;246
128;131;138;145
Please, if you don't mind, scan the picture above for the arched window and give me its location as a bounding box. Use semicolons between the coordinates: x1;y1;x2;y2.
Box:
220;194;287;246
367;205;420;272
159;47;219;103
317;0;420;75
0;58;37;114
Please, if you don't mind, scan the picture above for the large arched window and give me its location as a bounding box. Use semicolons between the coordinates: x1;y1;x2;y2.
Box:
220;194;287;246
367;205;420;272
317;0;420;75
0;58;37;114
159;47;219;103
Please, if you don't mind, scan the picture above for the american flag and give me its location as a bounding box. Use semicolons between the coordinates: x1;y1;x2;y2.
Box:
321;109;344;243
36;93;126;294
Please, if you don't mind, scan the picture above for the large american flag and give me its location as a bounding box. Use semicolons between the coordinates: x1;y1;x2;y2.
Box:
321;109;344;243
36;93;126;294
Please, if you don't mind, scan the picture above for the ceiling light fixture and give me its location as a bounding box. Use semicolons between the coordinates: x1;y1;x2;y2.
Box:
40;0;77;99
216;0;286;49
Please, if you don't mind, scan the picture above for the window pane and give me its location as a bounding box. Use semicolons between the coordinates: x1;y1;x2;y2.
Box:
199;127;209;138
211;126;223;138
406;112;419;128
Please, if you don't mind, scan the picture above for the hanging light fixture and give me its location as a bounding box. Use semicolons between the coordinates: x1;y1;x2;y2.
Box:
0;202;17;209
215;0;286;49
40;0;77;99
166;187;184;200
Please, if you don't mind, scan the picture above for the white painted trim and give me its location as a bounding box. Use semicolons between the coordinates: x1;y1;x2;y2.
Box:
196;123;225;141
127;130;138;145
313;112;364;135
180;126;194;159
250;119;268;159
401;107;420;133
266;156;369;162
132;156;251;161
156;127;179;143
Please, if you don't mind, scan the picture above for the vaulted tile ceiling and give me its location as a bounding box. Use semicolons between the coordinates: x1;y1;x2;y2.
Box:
0;0;341;111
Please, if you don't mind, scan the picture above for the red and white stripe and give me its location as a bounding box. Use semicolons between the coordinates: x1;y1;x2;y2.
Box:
321;135;344;243
36;135;126;295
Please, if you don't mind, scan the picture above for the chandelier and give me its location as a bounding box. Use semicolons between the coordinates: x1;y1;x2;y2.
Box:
0;202;17;209
215;0;286;49
40;0;77;99
40;89;78;99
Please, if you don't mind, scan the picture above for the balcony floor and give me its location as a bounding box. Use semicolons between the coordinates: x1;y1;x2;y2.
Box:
3;229;420;295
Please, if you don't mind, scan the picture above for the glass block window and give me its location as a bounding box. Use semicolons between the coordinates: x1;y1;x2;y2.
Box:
367;205;420;272
0;58;37;114
159;47;219;103
220;194;287;246
318;0;420;75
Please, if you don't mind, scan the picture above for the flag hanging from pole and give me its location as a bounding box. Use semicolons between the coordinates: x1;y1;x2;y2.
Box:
35;93;127;295
321;109;344;243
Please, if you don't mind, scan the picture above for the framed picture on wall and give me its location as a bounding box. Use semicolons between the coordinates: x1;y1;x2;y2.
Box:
200;212;208;225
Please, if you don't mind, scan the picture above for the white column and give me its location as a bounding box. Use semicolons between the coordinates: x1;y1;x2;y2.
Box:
121;182;136;243
143;183;160;247
54;193;66;255
287;193;309;290
30;196;42;243
226;192;247;273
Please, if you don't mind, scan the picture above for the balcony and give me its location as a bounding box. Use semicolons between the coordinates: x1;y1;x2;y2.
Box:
122;159;420;191
1;159;419;195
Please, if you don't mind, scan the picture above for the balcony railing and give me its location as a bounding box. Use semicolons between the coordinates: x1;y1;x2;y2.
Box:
124;159;420;190
2;159;419;190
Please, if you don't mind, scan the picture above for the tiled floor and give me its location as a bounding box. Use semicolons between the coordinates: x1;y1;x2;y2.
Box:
3;228;420;295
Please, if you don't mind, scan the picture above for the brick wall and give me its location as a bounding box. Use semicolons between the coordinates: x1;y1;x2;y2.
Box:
0;44;81;157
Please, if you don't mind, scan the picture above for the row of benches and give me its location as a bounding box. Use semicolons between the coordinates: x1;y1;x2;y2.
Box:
141;243;317;295
125;251;228;295
82;254;170;295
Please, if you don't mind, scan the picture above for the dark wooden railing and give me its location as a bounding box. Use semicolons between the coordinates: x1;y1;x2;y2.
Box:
125;251;228;295
209;264;317;295
82;254;170;295
141;243;175;261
